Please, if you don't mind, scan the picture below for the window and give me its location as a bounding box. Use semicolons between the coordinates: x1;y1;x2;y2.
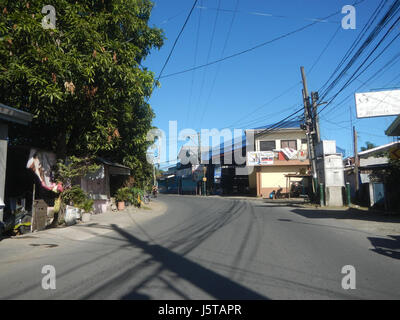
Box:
259;140;276;151
281;140;297;150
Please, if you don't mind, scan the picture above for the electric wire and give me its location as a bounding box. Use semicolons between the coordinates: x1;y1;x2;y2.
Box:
154;0;198;86
192;0;222;129
198;0;240;128
318;0;400;103
159;1;366;80
185;0;203;129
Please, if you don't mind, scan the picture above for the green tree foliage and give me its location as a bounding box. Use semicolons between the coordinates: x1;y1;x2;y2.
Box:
0;0;164;185
55;155;100;188
360;141;377;152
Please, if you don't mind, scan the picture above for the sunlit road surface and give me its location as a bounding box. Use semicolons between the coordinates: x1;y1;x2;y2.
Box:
0;195;399;300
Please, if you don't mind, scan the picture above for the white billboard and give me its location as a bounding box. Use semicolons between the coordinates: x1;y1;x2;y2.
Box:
355;90;400;118
247;151;274;166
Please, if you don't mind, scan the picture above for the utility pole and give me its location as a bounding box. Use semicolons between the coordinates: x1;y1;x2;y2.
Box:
311;91;321;143
353;126;359;194
153;161;156;186
300;66;318;195
196;132;208;196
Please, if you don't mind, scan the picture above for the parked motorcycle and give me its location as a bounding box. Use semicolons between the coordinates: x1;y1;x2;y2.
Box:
152;186;158;198
1;209;32;236
275;187;283;199
143;193;151;204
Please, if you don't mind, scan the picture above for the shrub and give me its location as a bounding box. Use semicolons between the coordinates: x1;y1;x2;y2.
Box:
129;187;145;207
78;199;94;213
61;185;94;213
115;187;131;203
61;185;87;206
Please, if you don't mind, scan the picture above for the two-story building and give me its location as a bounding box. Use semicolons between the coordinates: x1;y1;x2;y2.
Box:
246;122;311;198
200;121;311;197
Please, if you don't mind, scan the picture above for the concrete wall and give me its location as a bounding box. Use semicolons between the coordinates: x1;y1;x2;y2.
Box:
80;165;109;214
259;165;309;197
248;169;257;190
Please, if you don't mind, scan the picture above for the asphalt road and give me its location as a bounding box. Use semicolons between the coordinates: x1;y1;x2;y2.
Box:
0;195;399;300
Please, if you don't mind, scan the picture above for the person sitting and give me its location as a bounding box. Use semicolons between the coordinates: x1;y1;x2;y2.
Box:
275;186;283;199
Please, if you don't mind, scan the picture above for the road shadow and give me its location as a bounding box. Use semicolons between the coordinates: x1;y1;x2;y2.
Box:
254;204;304;209
368;235;400;260
90;224;268;300
290;208;400;224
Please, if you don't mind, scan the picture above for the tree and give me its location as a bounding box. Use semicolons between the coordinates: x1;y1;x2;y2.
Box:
55;155;100;189
360;141;377;152
0;1;164;174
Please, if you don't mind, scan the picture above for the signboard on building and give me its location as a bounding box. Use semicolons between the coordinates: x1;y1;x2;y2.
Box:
26;148;63;193
280;148;297;160
247;151;274;166
355;90;400;118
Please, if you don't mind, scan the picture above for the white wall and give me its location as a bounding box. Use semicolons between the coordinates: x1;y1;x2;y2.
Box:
260;166;306;188
255;130;307;152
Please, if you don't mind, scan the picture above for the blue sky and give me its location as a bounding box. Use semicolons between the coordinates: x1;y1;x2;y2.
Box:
143;0;400;167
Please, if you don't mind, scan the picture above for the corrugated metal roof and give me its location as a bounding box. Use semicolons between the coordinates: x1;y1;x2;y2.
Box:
358;141;400;157
385;115;400;136
0;103;33;126
205;120;303;160
96;157;131;170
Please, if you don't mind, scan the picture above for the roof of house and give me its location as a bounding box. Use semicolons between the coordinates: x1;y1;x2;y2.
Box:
385;115;400;136
358;141;400;157
204;120;303;161
0;103;33;126
252;120;302;131
96;157;131;170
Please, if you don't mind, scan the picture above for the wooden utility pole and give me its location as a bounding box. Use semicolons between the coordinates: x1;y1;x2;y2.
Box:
300;66;318;194
353;126;359;193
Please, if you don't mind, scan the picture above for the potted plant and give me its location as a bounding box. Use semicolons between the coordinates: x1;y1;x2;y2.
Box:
115;187;129;210
79;199;94;222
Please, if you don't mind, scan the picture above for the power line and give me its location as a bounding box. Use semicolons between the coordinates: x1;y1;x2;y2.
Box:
196;5;340;24
317;0;388;95
253;106;305;137
198;0;240;128
185;0;203;129
192;0;222;129
199;0;365;134
319;24;400;115
322;50;400;120
318;0;400;102
317;2;400;115
221;20;340;130
224;88;302;129
309;25;341;75
159;3;365;80
154;0;198;85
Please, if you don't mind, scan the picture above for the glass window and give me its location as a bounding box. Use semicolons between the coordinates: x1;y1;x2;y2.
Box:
259;140;276;151
281;140;297;150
